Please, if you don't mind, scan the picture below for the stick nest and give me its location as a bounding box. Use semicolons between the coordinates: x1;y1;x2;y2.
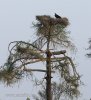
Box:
36;15;69;27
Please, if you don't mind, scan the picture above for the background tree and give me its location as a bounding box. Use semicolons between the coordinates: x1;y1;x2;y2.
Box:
26;97;30;100
0;14;81;100
87;39;91;57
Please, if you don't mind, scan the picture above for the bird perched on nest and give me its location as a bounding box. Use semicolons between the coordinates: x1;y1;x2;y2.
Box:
55;13;62;18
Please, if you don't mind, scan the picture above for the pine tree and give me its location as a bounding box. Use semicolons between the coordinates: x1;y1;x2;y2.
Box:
0;14;81;100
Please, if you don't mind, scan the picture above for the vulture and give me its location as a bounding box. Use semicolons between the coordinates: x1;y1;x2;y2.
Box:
55;13;61;18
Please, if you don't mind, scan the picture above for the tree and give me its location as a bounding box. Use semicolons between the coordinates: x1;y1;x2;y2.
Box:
87;39;91;57
26;97;30;100
0;14;81;100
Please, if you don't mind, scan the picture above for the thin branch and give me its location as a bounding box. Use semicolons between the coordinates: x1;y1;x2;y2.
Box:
51;50;66;55
23;68;55;73
8;41;42;52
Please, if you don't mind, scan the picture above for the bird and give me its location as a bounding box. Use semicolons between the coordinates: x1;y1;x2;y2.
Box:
55;13;61;18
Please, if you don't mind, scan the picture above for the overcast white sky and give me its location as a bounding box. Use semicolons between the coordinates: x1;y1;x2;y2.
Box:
0;0;91;100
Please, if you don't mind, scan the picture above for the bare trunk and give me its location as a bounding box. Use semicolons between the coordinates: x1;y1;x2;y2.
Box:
46;50;52;100
46;27;52;100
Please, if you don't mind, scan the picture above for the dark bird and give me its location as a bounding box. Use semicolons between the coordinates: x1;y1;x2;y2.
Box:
55;13;61;18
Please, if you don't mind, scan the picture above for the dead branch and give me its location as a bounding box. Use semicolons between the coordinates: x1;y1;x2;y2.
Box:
23;68;55;73
51;50;66;55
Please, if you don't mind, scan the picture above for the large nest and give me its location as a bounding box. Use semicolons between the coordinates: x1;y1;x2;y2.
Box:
36;15;69;27
35;15;69;38
35;15;69;37
33;15;75;50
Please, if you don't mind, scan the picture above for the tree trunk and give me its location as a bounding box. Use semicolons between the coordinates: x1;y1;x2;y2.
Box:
46;50;52;100
46;26;52;100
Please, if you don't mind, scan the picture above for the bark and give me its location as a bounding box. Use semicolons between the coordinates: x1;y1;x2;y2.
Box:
46;50;52;100
46;26;52;100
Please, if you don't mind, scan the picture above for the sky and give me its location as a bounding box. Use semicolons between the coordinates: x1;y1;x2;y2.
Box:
0;0;91;100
